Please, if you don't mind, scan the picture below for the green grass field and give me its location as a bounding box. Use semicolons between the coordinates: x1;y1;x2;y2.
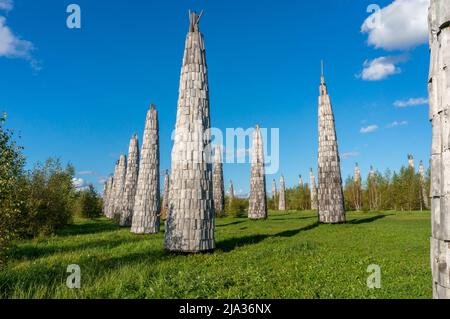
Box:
0;211;432;299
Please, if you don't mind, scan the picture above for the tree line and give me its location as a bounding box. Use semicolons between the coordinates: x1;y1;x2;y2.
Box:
0;114;103;267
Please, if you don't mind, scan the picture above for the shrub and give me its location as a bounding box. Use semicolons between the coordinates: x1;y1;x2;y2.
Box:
73;184;103;219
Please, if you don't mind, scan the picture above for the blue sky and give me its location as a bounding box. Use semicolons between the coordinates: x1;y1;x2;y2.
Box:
1;0;431;195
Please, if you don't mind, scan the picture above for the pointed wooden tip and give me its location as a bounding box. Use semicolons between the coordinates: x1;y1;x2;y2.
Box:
150;103;156;110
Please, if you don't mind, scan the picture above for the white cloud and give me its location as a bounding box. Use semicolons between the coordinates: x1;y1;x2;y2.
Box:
342;152;361;160
360;125;379;134
72;177;87;189
0;0;13;11
78;170;97;175
393;97;428;108
387;120;408;128
359;56;404;81
0;6;40;70
361;0;429;51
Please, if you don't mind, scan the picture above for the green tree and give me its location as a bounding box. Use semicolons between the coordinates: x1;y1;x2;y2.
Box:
74;184;103;219
0;114;26;267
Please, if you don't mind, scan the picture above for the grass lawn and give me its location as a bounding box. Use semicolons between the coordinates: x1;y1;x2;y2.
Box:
0;211;432;299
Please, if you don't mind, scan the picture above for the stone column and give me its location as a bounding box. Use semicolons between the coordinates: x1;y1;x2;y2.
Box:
368;165;377;211
309;168;318;211
248;125;267;220
228;180;234;201
107;162;118;219
164;11;215;252
317;63;345;223
120;134;140;226
298;175;303;190
112;155;127;220
102;176;113;217
161;169;170;220
429;0;450;299
278;175;286;211
213;144;225;217
354;162;362;210
272;179;277;199
419;161;429;210
131;104;160;234
408;154;415;169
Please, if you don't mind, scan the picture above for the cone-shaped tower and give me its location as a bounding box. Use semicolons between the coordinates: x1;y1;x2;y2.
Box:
120;134;140;226
272;179;277;199
419;160;429;210
161;169;170;220
408;154;415;169
317;63;345;223
106;162;119;218
131;104;160;234
103;176;113;217
309;168;318;211
164;11;215;252
112;155;127;220
228;180;235;200
353;162;362;210
248;125;267;219
429;0;450;298
213;144;225;217
279;175;286;211
298;175;303;190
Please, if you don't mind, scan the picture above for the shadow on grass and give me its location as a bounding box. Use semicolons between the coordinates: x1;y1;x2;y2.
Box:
348;214;391;225
57;219;120;237
217;222;320;253
13;236;147;260
216;220;246;228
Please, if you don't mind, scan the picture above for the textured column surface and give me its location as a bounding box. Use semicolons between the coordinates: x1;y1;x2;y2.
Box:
272;179;277;199
131;105;160;234
354;162;362;210
317;64;345;223
298;175;303;190
309;168;318;211
102;176;113;217
419;161;430;210
161;169;170;220
120;134;140;226
112;155;127;220
164;11;215;252
248;125;267;220
228;180;235;201
107;162;119;218
278;175;286;211
429;0;450;299
408;154;415;169
213;144;225;217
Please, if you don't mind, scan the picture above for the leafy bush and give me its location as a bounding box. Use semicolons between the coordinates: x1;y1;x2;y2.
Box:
73;184;103;219
225;197;248;218
0;114;26;267
18;159;76;238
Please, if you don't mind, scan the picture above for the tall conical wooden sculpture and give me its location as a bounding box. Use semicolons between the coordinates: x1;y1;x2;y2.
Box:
419;161;429;210
408;154;415;169
161;169;170;220
103;176;113;217
106;162;118;219
248;125;267;220
317;63;345;223
228;180;234;201
272;179;277;199
309;168;318;211
354;162;362;210
164;11;215;252
120;134;140;226
298;175;303;190
213;144;225;217
429;0;450;299
279;175;286;211
131;105;160;234
112;155;127;220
